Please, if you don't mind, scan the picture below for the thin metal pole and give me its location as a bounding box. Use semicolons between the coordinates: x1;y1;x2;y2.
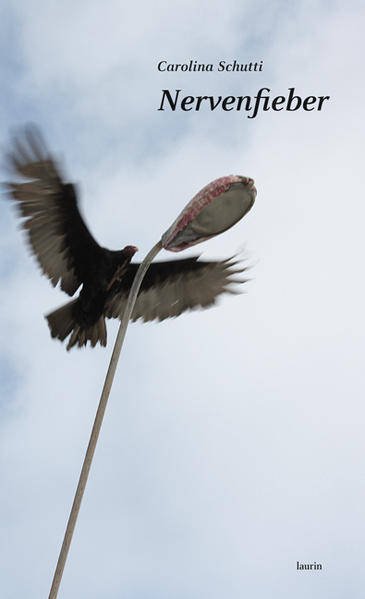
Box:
48;240;162;599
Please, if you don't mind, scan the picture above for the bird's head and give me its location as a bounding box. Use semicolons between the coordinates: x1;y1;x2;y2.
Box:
123;245;139;259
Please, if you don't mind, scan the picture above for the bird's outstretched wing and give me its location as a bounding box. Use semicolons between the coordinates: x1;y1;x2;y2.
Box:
5;125;105;295
104;256;248;322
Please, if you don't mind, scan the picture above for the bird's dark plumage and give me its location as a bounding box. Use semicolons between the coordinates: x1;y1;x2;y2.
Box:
5;126;248;350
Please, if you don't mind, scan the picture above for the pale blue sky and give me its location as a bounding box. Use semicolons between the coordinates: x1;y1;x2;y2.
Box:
1;1;365;597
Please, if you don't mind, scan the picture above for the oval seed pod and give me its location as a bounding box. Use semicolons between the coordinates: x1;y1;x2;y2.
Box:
161;175;256;252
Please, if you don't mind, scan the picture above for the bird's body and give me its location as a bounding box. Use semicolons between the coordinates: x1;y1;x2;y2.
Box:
5;126;248;350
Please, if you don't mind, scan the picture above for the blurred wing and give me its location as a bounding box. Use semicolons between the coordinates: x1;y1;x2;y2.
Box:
5;125;104;296
104;256;248;322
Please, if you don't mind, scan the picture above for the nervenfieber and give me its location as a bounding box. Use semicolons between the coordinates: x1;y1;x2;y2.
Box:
158;87;330;118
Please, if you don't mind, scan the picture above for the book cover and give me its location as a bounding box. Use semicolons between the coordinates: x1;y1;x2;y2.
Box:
1;1;363;597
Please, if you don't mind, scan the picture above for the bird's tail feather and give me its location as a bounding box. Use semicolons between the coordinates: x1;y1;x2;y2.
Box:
45;300;107;350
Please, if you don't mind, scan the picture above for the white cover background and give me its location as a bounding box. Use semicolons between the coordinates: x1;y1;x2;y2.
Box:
1;1;364;597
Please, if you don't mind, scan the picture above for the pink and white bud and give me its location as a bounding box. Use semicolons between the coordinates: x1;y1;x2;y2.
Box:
161;175;256;252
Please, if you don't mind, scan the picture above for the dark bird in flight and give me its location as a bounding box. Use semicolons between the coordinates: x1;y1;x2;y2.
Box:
5;126;248;350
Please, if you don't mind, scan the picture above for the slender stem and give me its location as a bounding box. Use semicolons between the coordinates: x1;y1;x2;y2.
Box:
48;240;162;599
